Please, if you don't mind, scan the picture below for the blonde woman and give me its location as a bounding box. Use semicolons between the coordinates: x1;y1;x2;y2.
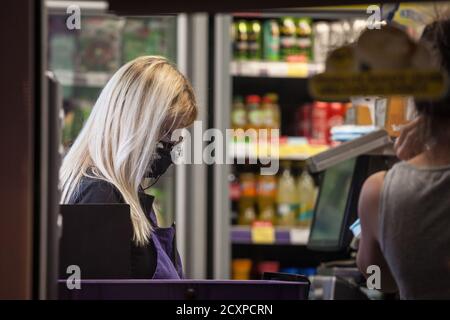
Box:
60;56;197;279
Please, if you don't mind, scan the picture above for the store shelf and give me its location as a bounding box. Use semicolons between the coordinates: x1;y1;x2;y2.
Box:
229;138;329;161
231;226;310;245
231;61;324;78
54;70;112;87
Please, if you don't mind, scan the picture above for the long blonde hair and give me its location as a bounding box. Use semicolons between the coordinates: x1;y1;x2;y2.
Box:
60;56;197;246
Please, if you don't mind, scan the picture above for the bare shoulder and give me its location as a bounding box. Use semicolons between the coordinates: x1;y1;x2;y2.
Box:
358;171;386;234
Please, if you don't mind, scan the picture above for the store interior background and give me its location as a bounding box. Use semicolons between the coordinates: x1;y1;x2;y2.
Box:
1;0;447;299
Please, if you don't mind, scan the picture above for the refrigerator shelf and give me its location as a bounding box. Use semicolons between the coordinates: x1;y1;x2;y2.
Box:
230;61;324;78
231;225;310;245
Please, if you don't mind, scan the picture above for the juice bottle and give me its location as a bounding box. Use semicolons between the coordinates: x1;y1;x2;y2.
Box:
248;20;262;60
235;20;249;60
262;93;281;131
257;174;277;223
231;96;247;130
238;172;257;225
276;161;299;226
296;17;313;62
280;17;297;61
263;19;280;61
246;95;262;132
297;165;316;228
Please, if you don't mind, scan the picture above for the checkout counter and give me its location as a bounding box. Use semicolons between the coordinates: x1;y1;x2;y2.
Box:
306;129;397;300
58;205;310;300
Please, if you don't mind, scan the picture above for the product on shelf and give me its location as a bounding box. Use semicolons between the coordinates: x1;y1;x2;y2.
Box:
263;19;280;61
238;172;257;225
248;20;263;60
296;103;313;138
256;261;280;277
231;95;247;130
296;17;313;62
297;165;317;228
276;161;299;226
312;22;330;64
257;174;277;224
234;20;249;60
232;259;252;280
246;95;263;131
329;21;346;50
232;17;368;64
261;93;281;133
311;101;331;144
280;17;297;61
329;102;346;129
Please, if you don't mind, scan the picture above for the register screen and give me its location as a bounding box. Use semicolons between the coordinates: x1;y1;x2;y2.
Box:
309;158;357;245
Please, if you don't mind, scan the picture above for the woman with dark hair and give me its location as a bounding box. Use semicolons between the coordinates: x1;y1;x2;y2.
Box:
357;20;450;299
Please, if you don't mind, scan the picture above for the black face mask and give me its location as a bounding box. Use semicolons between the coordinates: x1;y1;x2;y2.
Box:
146;140;175;180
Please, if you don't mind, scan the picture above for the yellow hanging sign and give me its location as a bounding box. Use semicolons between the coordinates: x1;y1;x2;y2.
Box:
309;70;447;101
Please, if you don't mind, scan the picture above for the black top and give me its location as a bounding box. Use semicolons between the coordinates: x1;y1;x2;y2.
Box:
67;176;157;279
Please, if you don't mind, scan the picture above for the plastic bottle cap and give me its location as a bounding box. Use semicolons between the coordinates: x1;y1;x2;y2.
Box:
262;96;272;103
246;95;261;104
264;93;279;103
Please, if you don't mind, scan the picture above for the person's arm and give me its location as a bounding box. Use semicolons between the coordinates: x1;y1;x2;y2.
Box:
356;171;398;293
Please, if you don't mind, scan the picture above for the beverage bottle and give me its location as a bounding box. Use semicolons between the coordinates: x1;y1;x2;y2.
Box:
238;172;257;225
248;20;262;60
311;101;331;144
276;161;299;226
297;103;312;138
296;17;313;62
329;102;346;129
263;19;280;61
246;95;262;133
313;22;330;64
257;174;277;224
280;17;297;61
262;93;281;131
235;20;249;60
231;96;247;130
297;165;316;228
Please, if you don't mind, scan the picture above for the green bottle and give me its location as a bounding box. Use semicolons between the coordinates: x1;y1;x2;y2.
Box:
234;20;249;60
247;20;262;60
296;17;313;62
280;17;297;61
263;19;280;61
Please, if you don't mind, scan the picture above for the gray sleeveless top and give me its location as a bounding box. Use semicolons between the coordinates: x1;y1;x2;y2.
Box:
380;161;450;299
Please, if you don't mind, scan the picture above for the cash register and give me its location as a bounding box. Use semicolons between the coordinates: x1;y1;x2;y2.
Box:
305;129;398;300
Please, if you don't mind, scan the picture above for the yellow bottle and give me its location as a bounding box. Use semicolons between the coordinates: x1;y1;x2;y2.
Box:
276;161;299;226
297;166;316;228
257;174;277;223
238;172;257;225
